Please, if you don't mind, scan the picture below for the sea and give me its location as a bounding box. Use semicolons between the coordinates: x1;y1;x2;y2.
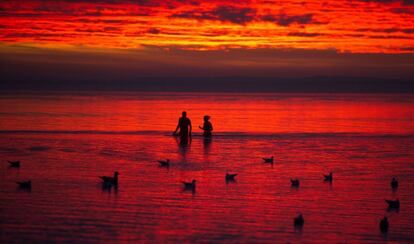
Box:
1;92;414;243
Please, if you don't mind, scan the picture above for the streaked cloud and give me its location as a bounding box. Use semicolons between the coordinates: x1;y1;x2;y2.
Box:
0;0;412;53
261;13;315;26
358;0;414;5
171;5;257;25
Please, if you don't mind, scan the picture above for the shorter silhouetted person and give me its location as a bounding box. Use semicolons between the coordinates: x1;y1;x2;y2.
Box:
199;115;213;137
173;111;192;144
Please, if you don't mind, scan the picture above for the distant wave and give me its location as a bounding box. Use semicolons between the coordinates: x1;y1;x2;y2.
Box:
0;130;413;138
0;130;162;135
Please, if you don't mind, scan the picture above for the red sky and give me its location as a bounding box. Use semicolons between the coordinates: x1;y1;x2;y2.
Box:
1;0;414;52
0;0;414;89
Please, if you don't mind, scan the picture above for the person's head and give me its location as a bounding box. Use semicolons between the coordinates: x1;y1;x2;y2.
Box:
182;111;187;117
203;115;210;121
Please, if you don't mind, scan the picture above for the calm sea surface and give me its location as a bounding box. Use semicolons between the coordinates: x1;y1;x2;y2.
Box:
1;92;414;243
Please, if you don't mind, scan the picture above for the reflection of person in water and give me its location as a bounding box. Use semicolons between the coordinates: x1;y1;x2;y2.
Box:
199;115;213;137
173;111;192;144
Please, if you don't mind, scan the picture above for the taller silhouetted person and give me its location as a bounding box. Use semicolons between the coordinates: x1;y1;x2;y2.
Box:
199;115;213;137
173;111;192;145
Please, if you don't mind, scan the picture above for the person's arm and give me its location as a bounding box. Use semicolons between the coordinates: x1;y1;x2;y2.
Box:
199;124;204;130
189;119;192;136
173;119;180;135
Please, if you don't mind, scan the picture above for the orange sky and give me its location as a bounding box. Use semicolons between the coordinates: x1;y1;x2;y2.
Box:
1;0;414;88
1;0;413;53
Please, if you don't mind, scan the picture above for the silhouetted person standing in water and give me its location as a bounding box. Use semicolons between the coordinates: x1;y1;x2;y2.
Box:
199;115;213;137
173;111;192;144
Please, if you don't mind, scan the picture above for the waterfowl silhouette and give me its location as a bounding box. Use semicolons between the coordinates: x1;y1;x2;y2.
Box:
262;156;274;164
8;160;20;168
157;159;170;167
385;199;400;209
380;216;389;233
323;172;333;182
16;180;31;189
226;172;238;181
294;214;304;227
291;179;300;187
391;177;398;189
99;171;119;186
181;179;196;191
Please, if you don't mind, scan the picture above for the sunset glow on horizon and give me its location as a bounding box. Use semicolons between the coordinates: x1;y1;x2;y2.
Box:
2;2;414;243
1;0;414;53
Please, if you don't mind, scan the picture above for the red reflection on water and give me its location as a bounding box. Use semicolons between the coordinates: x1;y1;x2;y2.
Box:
0;93;414;242
1;93;414;134
1;132;413;242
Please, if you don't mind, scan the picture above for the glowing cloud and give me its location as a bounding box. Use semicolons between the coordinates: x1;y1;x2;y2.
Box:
0;0;413;53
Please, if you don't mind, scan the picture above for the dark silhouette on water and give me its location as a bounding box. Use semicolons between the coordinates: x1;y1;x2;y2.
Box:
380;217;389;233
199;115;213;137
101;181;118;193
181;179;196;191
291;179;300;187
158;159;170;167
324;172;333;182
385;199;400;209
294;213;304;227
173;111;192;145
203;137;212;155
16;180;31;189
8;160;20;168
262;156;274;164
99;171;119;186
391;177;398;189
225;172;238;182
